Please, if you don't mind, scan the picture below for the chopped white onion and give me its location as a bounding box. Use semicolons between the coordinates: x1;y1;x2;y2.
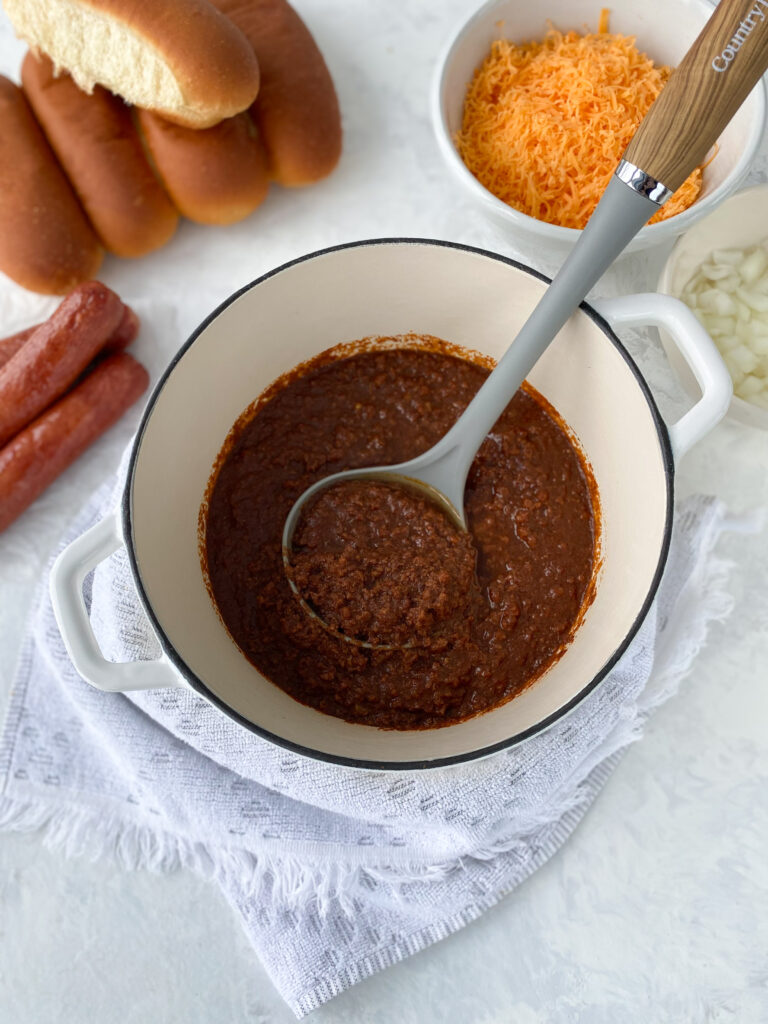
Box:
740;247;768;284
711;248;744;265
677;240;768;409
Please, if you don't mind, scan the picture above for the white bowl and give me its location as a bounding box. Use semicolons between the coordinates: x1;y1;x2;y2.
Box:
49;240;731;769
432;0;767;259
658;183;768;430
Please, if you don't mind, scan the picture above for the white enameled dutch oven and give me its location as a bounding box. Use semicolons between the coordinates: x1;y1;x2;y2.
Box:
50;241;731;770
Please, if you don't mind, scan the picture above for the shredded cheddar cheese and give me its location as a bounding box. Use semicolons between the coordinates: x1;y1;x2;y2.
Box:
455;13;703;228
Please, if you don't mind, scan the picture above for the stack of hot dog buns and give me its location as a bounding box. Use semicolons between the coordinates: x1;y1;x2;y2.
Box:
0;0;341;293
0;282;148;531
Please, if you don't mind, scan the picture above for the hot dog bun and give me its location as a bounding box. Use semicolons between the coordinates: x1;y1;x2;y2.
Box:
0;75;102;295
2;0;260;129
137;109;269;225
211;0;341;186
22;53;179;258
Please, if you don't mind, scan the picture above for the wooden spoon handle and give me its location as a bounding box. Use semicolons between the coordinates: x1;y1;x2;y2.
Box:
624;0;768;192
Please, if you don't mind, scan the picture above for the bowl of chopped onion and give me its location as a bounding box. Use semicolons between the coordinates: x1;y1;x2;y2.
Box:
658;184;768;429
432;0;767;259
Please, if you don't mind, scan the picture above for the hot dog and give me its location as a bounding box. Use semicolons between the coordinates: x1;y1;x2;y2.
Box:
105;305;141;354
0;281;124;447
210;0;341;186
0;327;36;370
22;53;180;259
0;75;102;295
0;352;148;533
0;303;140;371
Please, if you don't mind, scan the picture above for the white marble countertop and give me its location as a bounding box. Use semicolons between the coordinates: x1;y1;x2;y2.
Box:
1;3;767;1021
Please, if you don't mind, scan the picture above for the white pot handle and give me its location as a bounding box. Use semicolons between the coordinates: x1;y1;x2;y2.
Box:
592;293;732;460
49;513;184;692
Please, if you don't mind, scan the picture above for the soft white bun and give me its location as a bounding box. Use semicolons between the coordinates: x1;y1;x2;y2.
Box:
2;0;261;129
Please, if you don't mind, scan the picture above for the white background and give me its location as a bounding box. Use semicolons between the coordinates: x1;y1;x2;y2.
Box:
1;2;767;1021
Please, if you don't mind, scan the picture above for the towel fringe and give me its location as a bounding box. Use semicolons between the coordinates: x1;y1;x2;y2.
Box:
0;789;595;915
0;795;499;914
0;499;743;921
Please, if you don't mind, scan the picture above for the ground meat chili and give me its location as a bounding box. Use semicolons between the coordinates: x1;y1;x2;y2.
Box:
203;339;598;730
289;479;481;649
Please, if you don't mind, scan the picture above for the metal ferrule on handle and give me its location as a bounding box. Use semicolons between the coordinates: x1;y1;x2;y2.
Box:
623;0;768;191
615;160;673;204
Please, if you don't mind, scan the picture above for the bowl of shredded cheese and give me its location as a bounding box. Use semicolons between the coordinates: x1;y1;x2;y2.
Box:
659;184;768;430
433;0;766;259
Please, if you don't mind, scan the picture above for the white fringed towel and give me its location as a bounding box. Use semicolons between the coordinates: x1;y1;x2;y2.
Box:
0;467;738;1016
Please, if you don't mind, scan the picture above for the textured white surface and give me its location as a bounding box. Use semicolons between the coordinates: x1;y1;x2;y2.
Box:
0;2;767;1021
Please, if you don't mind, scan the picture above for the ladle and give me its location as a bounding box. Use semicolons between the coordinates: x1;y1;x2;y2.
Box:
283;0;768;640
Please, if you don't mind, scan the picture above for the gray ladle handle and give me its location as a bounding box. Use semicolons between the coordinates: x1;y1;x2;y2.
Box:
417;176;659;509
429;0;768;511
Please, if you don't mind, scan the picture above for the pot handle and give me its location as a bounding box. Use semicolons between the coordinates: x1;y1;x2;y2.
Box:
49;513;184;692
591;293;732;460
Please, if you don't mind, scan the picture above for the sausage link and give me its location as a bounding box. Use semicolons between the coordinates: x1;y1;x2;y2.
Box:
0;326;36;369
0;352;149;532
107;305;141;353
0;302;140;371
0;281;124;446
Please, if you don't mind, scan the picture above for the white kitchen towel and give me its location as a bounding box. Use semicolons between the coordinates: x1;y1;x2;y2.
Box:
0;457;740;1016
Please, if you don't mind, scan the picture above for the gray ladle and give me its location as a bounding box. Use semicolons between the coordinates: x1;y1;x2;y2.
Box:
283;0;768;621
